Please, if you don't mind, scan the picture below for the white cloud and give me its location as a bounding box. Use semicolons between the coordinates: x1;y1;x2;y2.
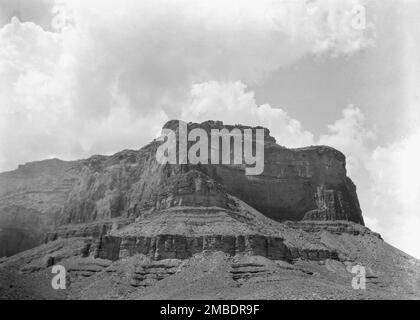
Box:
315;104;420;259
269;0;374;55
366;130;420;258
318;105;375;176
0;17;168;170
0;0;55;30
181;81;314;147
58;0;373;117
0;0;373;171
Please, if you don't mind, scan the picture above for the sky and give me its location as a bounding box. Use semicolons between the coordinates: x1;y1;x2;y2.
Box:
0;0;419;258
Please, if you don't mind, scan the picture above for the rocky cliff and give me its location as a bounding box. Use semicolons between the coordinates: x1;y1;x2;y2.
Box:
0;121;419;300
0;120;363;258
0;159;80;257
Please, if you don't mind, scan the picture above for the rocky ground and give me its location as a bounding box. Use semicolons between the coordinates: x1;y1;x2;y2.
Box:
0;224;419;300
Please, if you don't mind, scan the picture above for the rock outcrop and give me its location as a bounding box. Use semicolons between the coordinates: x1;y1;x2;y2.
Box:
1;121;419;300
0;159;81;257
0;120;363;258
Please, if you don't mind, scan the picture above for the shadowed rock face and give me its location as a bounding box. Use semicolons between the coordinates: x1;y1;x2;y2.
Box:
0;159;80;257
161;120;363;224
200;145;363;224
0;120;363;258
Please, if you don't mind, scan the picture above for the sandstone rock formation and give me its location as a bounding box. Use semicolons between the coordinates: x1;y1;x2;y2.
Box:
0;120;363;258
0;120;418;300
0;159;80;257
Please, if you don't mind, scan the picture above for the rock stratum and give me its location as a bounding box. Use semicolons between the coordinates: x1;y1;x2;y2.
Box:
0;120;419;300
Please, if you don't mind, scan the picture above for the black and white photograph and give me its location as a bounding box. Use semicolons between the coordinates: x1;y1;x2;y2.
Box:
0;0;419;305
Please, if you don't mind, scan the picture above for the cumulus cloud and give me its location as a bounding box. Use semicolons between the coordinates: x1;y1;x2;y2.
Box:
315;104;420;259
181;81;315;147
366;131;420;258
0;17;168;170
269;0;374;55
318;104;375;176
0;18;76;169
0;0;55;30
59;0;373;117
0;0;373;171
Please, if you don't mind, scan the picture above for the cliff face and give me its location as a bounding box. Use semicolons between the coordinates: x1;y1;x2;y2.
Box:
2;121;419;301
163;120;363;224
0;120;363;258
0;159;81;257
200;145;362;224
